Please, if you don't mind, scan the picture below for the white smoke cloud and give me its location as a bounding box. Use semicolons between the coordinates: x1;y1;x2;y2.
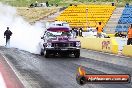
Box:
0;3;45;54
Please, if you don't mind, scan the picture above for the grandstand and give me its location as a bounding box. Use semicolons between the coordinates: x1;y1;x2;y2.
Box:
116;5;132;32
104;7;124;34
56;4;116;30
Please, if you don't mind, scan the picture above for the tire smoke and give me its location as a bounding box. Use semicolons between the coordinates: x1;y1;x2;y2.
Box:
0;3;45;54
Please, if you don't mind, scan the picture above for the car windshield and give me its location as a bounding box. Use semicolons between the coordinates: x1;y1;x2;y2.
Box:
47;31;71;38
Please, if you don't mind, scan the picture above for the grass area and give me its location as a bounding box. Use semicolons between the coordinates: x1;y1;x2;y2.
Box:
17;7;58;23
1;0;132;23
0;0;132;7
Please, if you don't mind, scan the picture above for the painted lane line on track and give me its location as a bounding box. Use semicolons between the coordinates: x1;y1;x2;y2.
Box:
0;72;7;88
1;54;31;88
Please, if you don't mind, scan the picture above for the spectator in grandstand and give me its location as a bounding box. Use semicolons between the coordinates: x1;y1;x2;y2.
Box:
55;3;58;7
70;4;72;6
46;1;49;7
119;32;127;38
115;32;122;37
74;28;79;36
119;32;122;37
96;22;103;38
30;3;34;8
71;28;76;37
35;1;38;7
51;4;53;6
74;4;77;7
127;24;132;45
79;27;83;37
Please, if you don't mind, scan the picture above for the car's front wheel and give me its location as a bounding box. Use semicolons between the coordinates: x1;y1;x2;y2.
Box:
45;50;50;58
74;50;80;58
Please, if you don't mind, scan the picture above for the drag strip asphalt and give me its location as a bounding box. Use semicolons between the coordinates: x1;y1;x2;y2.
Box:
0;47;132;88
0;52;24;88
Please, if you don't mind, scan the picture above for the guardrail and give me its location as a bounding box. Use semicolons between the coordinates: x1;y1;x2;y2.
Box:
77;37;118;54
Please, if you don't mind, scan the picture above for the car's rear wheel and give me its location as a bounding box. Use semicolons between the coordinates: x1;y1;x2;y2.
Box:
74;50;80;58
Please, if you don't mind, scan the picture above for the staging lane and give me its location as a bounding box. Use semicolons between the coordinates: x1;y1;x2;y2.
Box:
0;47;132;88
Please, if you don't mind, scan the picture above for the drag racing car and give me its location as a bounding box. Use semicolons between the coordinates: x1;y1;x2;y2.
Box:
40;22;81;58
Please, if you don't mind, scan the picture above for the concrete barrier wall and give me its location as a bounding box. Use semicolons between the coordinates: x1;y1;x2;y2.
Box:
122;45;132;57
77;37;118;54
